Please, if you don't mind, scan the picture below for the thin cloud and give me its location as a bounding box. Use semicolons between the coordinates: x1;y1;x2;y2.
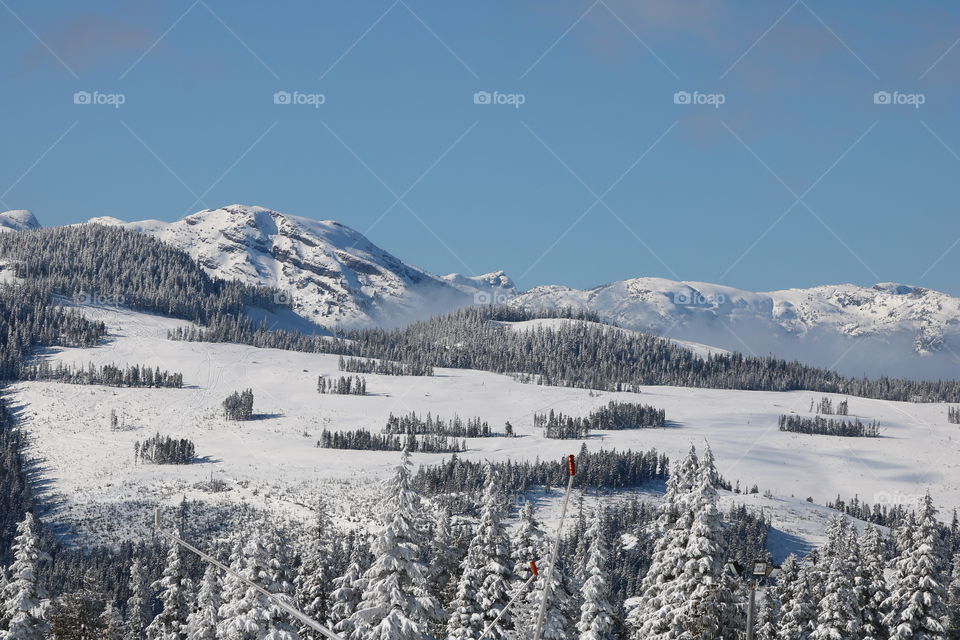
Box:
22;13;154;74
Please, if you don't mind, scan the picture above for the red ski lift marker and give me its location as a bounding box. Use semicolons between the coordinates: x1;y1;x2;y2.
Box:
530;560;539;576
567;454;576;476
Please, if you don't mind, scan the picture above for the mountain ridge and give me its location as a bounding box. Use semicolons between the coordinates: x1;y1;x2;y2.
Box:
7;206;960;378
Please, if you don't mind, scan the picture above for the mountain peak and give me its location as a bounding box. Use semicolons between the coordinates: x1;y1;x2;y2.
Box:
0;209;41;232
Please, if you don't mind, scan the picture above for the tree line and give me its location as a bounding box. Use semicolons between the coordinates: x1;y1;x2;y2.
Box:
778;414;881;438
0;225;278;325
21;361;184;388
533;402;667;439
338;355;433;376
168;305;960;402
316;428;466;453
383;411;503;438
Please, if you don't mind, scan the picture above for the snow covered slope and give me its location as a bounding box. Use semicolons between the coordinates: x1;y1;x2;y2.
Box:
14;304;960;547
511;278;960;379
0;209;41;232
87;205;514;329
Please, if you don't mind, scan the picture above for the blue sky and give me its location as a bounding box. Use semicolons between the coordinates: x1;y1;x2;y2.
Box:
2;1;959;295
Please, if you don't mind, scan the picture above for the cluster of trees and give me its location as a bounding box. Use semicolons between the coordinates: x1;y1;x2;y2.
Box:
221;389;254;421
810;396;849;415
169;305;960;402
950;406;960;424
413;445;670;496
747;495;960;640
0;225;278;325
317;375;367;395
534;402;668;439
779;414;881;438
0;283;106;380
383;411;503;438
21;361;184;388
134;433;197;465
338;356;433;376
535;410;591;439
317;428;466;453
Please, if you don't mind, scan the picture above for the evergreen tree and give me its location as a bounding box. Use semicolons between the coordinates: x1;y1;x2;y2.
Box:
328;542;365;636
778;560;817;640
885;494;950;639
217;534;300;639
348;448;442;640
0;513;49;640
146;536;192;640
185;565;219;640
100;602;128;640
754;587;779;640
810;551;861;640
296;503;331;638
856;526;890;640
512;554;575;640
576;507;615;640
127;557;151;640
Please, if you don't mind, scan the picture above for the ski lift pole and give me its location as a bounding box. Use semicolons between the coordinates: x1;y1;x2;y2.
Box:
153;509;346;640
532;454;577;640
479;561;539;640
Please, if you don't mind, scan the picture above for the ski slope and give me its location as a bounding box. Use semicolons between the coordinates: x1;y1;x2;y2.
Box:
12;304;960;550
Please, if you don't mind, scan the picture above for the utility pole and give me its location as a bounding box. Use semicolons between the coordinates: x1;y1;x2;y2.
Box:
153;508;346;640
745;560;772;640
532;454;577;640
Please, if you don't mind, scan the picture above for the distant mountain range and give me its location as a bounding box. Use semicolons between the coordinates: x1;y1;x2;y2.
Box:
3;205;958;379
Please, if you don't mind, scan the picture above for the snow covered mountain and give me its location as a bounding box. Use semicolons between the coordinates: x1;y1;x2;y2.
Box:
511;278;960;379
85;205;514;329
0;209;40;232
7;205;960;377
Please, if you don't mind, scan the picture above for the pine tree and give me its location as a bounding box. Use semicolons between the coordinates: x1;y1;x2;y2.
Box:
472;467;513;640
754;587;779;640
856;526;890;640
885;494;950;639
810;551;861;640
328;542;365;636
628;444;700;639
126;557;152;639
217;534;300;639
513;554;575;640
185;565;219;640
948;553;960;640
348;448;442;640
576;507;615;640
0;512;50;640
146;536;192;640
428;506;461;605
663;449;730;639
296;503;331;639
778;562;817;640
100;602;128;640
